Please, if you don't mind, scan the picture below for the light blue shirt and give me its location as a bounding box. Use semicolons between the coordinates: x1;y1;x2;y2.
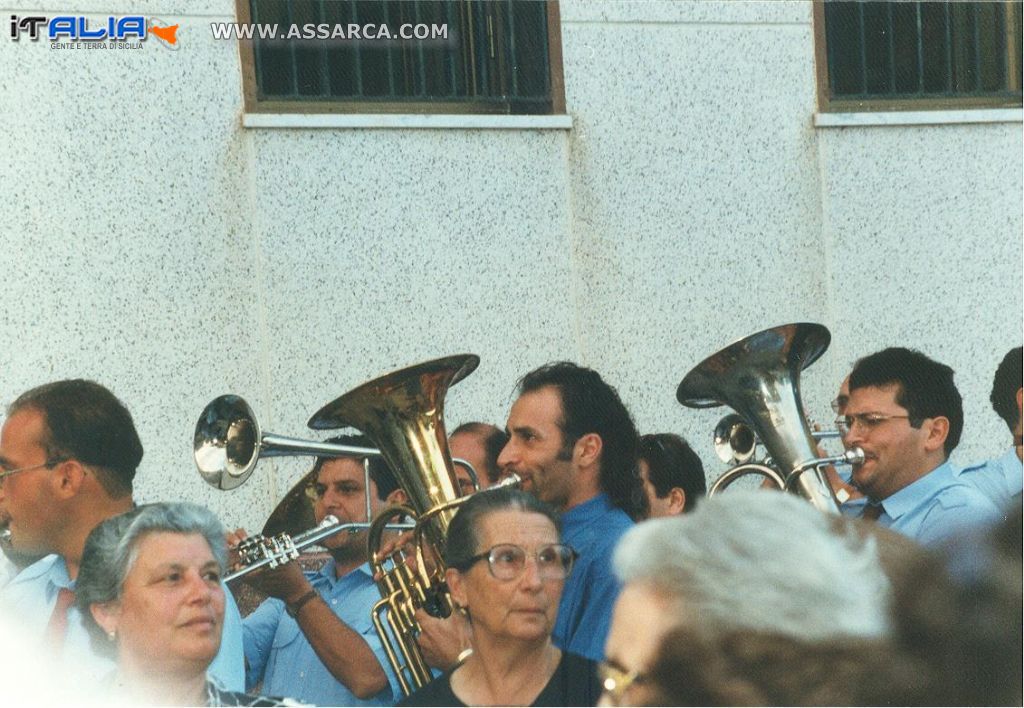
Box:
243;560;399;706
841;461;1002;546
0;554;245;690
554;493;633;662
955;447;1023;508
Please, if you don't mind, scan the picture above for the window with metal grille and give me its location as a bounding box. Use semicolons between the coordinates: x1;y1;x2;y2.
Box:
239;0;564;114
815;0;1022;111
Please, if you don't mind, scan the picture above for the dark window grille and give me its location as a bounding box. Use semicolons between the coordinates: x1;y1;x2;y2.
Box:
247;0;557;113
821;0;1022;107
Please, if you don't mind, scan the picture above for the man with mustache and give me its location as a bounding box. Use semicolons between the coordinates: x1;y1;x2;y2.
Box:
839;348;999;545
239;434;406;705
497;362;644;661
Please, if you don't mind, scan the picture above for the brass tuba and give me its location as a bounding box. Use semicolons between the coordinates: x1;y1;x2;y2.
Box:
307;354;479;696
677;323;863;514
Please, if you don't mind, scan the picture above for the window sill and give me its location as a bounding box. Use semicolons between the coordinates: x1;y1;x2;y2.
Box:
242;113;574;130
814;108;1022;128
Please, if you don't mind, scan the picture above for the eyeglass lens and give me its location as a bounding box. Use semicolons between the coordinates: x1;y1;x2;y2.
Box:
488;544;573;580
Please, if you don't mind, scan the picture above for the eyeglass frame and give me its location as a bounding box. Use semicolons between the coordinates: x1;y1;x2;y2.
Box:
455;543;579;581
597;660;647;706
0;456;69;483
835;412;921;436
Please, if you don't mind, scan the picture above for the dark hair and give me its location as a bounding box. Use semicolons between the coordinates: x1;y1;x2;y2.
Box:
848;348;963;457
517;362;645;519
872;504;1023;706
444;486;561;570
640;433;706;512
645;626;901;706
451;422;509;484
8;379;143;497
990;347;1022;432
311;434;399;500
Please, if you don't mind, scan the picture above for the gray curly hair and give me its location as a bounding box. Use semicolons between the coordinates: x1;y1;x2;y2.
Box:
613;490;891;642
75;502;227;647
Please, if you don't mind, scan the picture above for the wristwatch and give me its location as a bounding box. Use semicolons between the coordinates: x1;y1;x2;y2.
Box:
285;589;319;618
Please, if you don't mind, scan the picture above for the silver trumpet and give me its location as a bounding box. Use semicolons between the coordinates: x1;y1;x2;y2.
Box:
194;394;480;492
226;514;414;582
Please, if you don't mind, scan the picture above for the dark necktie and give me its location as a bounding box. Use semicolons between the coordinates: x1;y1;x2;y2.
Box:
862;503;884;521
45;587;77;651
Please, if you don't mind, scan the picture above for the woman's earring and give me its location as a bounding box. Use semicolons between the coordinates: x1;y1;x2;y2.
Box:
107;630;116;641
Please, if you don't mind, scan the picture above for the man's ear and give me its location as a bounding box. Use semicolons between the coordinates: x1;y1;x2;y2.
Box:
923;416;950;454
667;487;686;515
53;459;88;499
90;601;121;640
386;488;408;506
573;433;603;469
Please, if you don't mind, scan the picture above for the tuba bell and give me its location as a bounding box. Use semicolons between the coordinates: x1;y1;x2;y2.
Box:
307;354;480;696
677;323;863;514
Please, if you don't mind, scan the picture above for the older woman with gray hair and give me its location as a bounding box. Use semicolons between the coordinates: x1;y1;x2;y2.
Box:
400;486;601;706
75;502;293;706
598;491;896;706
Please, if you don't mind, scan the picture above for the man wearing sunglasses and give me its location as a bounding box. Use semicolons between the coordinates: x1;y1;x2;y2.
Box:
0;379;244;689
838;348;999;546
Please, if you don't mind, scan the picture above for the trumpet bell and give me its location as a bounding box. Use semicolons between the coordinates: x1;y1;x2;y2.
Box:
194;395;261;490
713;413;758;464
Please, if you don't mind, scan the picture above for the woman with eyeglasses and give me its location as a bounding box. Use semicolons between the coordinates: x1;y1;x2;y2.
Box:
75;503;294;706
400;486;601;706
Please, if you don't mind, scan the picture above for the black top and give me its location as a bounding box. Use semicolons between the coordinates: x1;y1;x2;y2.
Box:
399;651;601;707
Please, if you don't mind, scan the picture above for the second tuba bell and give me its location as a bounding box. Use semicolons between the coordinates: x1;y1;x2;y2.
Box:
677;323;863;514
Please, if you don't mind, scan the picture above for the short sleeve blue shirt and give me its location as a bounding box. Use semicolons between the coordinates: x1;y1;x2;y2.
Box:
242;560;399;706
842;461;1002;546
553;494;633;662
955;448;1023;508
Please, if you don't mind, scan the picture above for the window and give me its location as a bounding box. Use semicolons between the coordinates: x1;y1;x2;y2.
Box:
814;0;1022;111
237;0;564;114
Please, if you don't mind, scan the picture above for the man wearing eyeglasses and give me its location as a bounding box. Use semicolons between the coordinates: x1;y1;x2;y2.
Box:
0;379;243;688
838;348;999;546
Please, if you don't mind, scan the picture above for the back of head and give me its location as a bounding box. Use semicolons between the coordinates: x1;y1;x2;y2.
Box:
444;486;561;568
9;379;143;497
451;422;509;484
645;626;895;706
848;347;963;457
878;503;1023;706
312;433;399;500
990;346;1023;432
613;491;891;642
518;362;644;519
639;433;706;512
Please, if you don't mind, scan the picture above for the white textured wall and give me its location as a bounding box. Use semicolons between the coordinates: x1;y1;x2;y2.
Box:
1;1;1020;531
